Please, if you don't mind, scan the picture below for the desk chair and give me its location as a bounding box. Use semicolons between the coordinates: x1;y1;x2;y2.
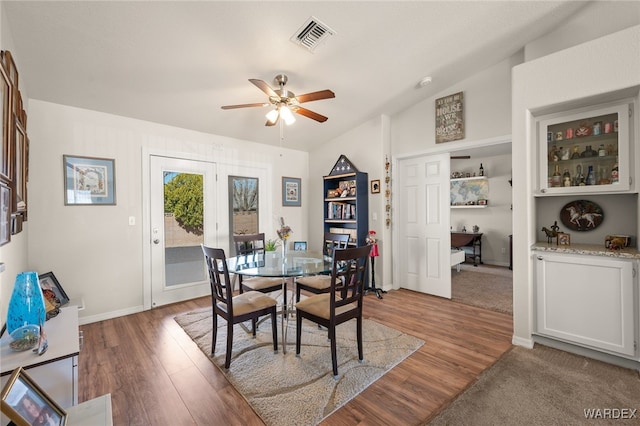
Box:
202;245;278;369
233;233;285;303
295;245;371;378
295;232;350;302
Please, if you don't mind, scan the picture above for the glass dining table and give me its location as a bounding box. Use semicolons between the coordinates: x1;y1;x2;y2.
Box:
227;250;333;353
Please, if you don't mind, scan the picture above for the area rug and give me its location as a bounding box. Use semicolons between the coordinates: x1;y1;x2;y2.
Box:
175;308;424;426
429;344;640;425
451;264;513;315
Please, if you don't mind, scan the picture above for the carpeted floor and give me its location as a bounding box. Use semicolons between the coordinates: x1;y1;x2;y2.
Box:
429;344;640;425
451;263;513;315
175;308;424;426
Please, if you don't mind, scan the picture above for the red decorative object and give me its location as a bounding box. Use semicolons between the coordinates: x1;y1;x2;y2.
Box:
370;243;379;257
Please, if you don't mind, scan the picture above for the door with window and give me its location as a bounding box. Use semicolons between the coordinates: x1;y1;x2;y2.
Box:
149;155;217;307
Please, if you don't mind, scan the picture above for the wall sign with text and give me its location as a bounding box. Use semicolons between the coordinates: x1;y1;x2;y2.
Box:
435;91;464;143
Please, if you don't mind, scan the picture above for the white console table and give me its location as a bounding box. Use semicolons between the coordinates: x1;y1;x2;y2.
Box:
1;306;80;424
66;394;113;425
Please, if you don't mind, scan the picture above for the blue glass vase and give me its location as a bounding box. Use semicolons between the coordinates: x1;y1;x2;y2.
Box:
6;271;46;334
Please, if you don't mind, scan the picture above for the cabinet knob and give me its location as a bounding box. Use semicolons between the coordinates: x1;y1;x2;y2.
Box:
536;255;543;260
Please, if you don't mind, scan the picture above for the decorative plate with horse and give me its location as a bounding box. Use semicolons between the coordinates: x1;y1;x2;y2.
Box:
560;200;604;231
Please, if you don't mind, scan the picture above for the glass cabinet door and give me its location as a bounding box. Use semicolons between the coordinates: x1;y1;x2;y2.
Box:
537;102;631;195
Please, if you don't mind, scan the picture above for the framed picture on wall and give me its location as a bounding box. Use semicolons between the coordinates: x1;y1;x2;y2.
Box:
63;155;116;205
282;176;301;207
0;57;11;183
0;181;10;246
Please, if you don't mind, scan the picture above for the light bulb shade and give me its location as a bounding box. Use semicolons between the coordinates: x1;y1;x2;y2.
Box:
265;109;279;124
280;106;296;125
6;271;46;334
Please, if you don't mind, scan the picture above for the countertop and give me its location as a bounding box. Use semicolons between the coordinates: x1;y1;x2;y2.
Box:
532;242;640;259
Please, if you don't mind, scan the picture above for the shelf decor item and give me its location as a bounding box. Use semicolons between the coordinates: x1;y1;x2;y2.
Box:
559;199;604;231
6;271;46;335
557;232;570;246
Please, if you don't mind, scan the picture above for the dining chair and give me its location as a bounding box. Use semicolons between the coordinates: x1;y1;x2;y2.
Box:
233;233;285;303
295;244;371;378
202;245;278;369
295;232;350;302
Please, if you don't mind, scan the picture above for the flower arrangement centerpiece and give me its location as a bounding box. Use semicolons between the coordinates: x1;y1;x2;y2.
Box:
276;217;292;255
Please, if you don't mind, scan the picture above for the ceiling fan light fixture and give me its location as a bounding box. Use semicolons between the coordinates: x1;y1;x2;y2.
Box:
280;106;296;126
266;108;279;124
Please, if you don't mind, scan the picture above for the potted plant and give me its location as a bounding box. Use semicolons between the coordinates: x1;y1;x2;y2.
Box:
265;239;279;252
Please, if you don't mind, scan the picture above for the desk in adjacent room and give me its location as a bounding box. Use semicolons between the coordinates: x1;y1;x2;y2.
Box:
450;232;483;266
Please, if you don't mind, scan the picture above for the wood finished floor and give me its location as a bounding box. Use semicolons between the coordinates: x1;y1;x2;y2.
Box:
78;289;513;425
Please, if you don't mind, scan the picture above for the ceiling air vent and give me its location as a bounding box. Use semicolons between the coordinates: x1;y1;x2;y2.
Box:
290;16;335;53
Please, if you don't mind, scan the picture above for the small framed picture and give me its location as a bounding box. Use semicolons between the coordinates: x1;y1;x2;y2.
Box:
370;179;381;194
1;367;68;426
0;181;10;246
282;176;301;207
38;272;70;306
63;155;116;205
293;241;307;251
557;232;570;246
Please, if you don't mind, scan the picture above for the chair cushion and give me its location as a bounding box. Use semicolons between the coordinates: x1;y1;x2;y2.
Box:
295;293;356;320
221;291;277;316
241;276;282;291
296;275;331;290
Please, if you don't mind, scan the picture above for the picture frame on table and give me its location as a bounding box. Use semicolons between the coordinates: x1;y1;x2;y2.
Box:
1;367;67;426
293;241;307;251
63;155;116;205
38;271;70;306
557;232;570;246
370;179;381;194
282;176;301;207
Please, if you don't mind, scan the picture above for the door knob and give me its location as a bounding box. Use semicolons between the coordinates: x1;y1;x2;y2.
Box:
153;239;160;244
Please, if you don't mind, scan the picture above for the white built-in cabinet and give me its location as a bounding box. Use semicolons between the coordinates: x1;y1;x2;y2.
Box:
532;96;640;365
536;100;633;195
534;252;637;358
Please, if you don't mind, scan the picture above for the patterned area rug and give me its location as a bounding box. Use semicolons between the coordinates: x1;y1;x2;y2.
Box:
175;308;424;426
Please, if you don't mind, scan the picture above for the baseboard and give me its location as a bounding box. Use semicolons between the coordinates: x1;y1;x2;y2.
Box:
533;335;640;371
512;335;534;349
79;305;144;325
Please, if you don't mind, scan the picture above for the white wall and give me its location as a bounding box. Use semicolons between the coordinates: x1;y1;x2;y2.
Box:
450;154;513;266
391;53;518;157
512;25;640;347
525;1;640;61
20;100;308;323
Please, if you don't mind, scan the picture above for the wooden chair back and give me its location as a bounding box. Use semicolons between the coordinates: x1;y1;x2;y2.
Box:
330;245;371;311
323;232;350;257
233;233;266;258
201;245;233;314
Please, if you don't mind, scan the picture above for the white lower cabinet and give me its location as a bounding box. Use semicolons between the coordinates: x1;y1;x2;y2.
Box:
534;252;637;357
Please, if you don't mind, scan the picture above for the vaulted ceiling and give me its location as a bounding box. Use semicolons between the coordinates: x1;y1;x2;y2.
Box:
3;1;588;151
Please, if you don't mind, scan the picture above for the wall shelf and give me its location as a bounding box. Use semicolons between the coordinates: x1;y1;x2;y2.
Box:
451;205;487;209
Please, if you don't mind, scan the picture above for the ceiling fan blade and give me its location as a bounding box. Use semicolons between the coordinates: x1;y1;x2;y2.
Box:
293;106;328;123
295;90;335;104
249;79;278;98
221;102;269;110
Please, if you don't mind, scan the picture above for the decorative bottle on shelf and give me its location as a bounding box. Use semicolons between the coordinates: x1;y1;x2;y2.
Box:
551;164;562;187
575;164;585;186
611;157;619;183
562;169;571;187
479;163;484;176
598;144;607;157
586;165;596;185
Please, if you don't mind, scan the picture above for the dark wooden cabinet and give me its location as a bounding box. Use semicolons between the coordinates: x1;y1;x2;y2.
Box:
323;171;368;247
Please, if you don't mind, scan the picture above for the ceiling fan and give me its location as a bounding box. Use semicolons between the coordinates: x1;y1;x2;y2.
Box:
221;74;335;126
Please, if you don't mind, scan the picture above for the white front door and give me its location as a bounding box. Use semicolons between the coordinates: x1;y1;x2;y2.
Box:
397;153;451;298
149;155;217;307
